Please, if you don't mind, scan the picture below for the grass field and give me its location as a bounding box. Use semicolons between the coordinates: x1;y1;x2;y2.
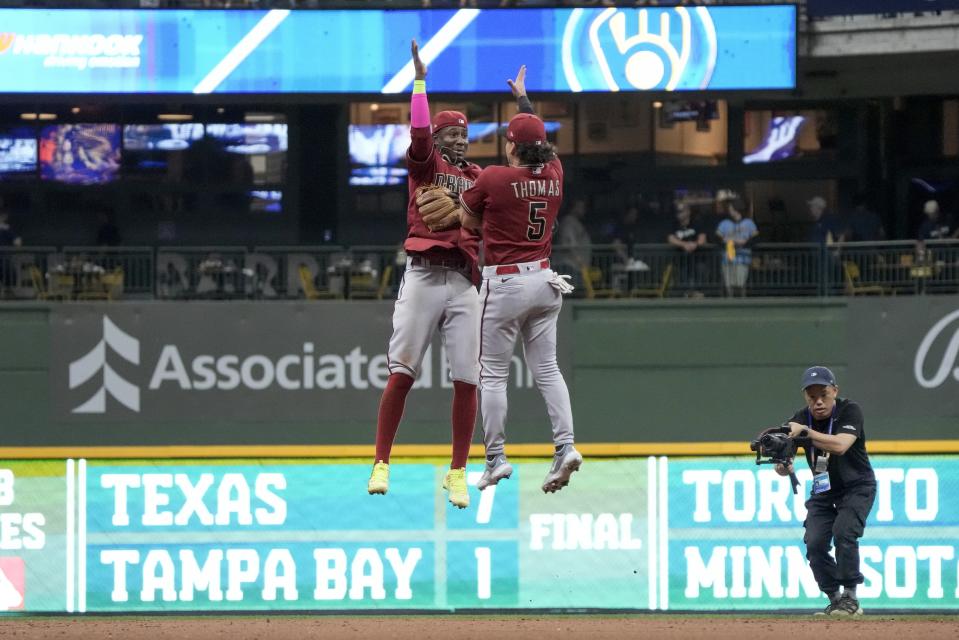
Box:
1;614;958;640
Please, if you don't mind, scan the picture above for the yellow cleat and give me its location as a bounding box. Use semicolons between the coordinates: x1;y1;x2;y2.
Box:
368;461;390;495
443;467;469;509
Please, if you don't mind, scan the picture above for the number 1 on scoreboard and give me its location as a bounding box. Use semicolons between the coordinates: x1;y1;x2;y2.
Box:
474;547;491;600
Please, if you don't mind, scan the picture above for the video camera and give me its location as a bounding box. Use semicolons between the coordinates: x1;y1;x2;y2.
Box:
750;426;801;494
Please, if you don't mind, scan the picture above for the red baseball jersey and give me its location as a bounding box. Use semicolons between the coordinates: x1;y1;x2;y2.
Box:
405;125;481;262
460;157;564;266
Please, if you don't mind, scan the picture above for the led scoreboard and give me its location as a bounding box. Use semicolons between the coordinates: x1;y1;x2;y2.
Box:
0;457;957;613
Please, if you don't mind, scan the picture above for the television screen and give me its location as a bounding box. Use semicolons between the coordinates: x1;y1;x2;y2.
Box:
39;124;120;184
0;126;37;178
743;115;806;164
122;123;205;177
250;190;282;214
661;101;719;124
467;121;562;142
204;123;288;154
349;124;409;186
205;123;287;185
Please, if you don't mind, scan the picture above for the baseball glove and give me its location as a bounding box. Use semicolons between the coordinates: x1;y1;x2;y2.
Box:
415;185;461;232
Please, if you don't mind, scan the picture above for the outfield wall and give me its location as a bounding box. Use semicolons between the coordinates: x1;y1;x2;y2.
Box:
0;455;956;613
0;297;957;454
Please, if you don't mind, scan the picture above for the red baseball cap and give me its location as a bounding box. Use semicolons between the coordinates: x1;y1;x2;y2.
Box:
432;110;468;133
505;113;546;145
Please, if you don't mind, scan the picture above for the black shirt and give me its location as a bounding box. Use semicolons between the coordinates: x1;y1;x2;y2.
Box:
789;398;875;493
848;208;884;242
96;222;121;247
917;216;954;241
807;213;844;244
670;221;702;245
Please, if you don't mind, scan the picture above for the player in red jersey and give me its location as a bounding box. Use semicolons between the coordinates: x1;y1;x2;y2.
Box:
368;43;535;508
459;72;582;494
367;40;482;509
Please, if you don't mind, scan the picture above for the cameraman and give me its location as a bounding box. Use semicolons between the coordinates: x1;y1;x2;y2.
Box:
777;366;876;616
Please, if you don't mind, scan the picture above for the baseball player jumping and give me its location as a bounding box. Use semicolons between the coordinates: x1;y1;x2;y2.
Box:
459;69;582;494
368;42;535;508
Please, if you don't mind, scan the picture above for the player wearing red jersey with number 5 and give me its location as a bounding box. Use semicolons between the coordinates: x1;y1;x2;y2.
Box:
459;69;582;494
367;43;537;509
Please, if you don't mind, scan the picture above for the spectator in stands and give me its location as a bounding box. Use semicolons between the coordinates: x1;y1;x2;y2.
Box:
554;198;592;295
607;206;642;261
845;193;886;242
806;196;843;245
0;210;21;248
667;202;707;297
917;199;957;241
715;196;758;298
95;209;122;247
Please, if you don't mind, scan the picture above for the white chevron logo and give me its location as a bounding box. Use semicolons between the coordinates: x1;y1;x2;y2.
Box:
69;315;140;414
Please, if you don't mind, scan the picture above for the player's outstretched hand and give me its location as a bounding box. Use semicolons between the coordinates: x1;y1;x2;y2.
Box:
507;65;527;98
412;39;427;81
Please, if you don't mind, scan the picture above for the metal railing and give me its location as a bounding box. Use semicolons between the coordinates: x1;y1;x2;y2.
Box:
2;240;958;301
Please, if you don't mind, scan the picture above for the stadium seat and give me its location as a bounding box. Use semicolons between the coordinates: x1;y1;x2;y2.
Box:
631;264;673;299
842;261;891;296
29;266;69;301
298;265;339;300
581;266;621;299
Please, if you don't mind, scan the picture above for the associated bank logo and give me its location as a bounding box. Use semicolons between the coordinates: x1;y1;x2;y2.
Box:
914;308;959;389
0;33;13;54
561;7;717;92
69;315;140;414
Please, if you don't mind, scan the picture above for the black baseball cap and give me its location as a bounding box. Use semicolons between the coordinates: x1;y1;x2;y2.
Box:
801;366;837;389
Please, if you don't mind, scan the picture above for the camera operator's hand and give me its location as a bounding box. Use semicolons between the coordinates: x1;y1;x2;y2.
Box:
788;422;809;438
775;462;794;477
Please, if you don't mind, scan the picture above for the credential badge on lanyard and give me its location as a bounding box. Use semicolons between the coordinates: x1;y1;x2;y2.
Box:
809;406;836;494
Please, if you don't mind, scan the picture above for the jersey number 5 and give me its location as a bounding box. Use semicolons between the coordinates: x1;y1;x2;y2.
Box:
527;202;547;241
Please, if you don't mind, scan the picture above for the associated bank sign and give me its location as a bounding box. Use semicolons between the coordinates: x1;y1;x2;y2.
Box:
914;308;959;390
52;306;537;421
69;315;140;413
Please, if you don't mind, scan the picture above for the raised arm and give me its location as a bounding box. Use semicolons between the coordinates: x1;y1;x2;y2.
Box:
409;39;433;163
508;65;535;115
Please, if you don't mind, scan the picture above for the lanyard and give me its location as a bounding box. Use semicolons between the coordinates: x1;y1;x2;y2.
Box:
807;405;836;461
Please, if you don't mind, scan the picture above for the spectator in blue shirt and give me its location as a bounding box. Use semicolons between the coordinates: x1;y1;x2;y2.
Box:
715;196;758;297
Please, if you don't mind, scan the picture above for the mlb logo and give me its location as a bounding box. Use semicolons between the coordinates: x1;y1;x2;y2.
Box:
0;557;25;611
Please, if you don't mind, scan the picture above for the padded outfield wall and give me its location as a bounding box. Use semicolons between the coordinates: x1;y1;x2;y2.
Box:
0;297;956;454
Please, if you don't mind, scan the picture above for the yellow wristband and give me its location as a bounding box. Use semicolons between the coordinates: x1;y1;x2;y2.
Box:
413;80;426;94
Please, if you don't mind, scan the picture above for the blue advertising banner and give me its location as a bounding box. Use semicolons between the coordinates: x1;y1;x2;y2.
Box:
0;6;796;94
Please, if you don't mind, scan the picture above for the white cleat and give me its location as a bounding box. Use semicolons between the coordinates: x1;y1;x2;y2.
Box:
477;454;514;490
542;445;582;493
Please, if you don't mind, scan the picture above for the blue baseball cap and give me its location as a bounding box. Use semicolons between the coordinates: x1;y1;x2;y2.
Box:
801;366;837;389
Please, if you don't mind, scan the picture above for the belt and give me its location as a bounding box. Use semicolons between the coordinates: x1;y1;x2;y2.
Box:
408;255;468;270
483;259;550;278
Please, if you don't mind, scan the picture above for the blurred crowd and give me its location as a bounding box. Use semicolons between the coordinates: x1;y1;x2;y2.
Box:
548;188;957;297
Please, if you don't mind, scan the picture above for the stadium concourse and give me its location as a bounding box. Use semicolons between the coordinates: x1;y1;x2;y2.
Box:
1;615;958;638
